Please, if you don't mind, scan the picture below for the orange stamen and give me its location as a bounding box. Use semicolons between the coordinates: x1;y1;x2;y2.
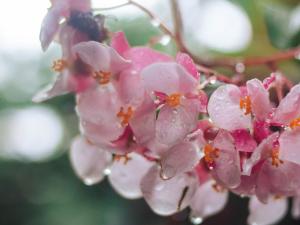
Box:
289;118;300;129
93;71;112;85
239;95;252;115
117;106;134;127
52;59;68;72
166;93;182;107
270;148;283;167
204;144;220;167
212;183;226;193
114;154;132;165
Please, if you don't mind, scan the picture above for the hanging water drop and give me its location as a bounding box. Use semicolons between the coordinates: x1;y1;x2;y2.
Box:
103;167;111;175
83;177;97;186
150;18;160;27
159;35;171;46
190;215;203;225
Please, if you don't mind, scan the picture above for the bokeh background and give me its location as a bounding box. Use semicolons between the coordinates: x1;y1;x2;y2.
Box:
0;0;300;224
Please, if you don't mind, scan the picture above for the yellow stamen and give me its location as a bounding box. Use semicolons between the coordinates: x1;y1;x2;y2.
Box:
52;59;68;72
239;95;252;115
117;106;134;127
113;154;132;165
270;148;283;167
166;93;182;107
289;118;300;129
212;183;226;193
204;144;220;166
93;71;112;85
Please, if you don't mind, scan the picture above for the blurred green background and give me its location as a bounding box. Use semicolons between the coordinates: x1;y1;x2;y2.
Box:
0;0;300;224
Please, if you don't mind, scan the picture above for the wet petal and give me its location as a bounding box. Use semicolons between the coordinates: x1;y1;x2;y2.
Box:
108;153;153;199
110;31;130;56
212;130;241;188
72;41;131;74
246;79;272;121
70;136;112;185
248;196;287;225
160;142;200;179
141;165;196;216
243;132;279;176
190;180;228;219
141;62;198;95
279;128;300;165
208;84;251;131
273;84;300;125
176;52;199;79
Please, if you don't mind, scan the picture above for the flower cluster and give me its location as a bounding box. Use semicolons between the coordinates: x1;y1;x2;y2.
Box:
35;1;300;225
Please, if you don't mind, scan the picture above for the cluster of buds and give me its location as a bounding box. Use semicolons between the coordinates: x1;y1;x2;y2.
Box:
35;1;300;225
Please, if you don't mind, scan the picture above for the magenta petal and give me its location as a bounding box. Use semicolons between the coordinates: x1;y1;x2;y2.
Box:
160;142;200;179
246;79;272;121
292;196;300;219
141;165;197;216
279;128;300;165
248;196;288;225
70;136;112;185
190;180;228;219
243;132;279;176
72;41;131;74
141;62;198;95
176;52;199;79
108;153;153;199
208;84;251;131
111;31;130;56
231;129;257;153
273;84;300;125
212;130;241;188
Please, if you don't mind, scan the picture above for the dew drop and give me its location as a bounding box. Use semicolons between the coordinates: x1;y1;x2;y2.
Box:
190;215;203;225
83;177;97;186
159;35;171;46
103;168;111;175
151;18;160;27
235;62;245;73
172;109;178;114
155;182;165;191
209;78;217;85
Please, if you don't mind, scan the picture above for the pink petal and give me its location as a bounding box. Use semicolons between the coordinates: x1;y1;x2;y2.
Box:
176;52;199;79
248;196;288;225
279;128;300;165
232;174;257;196
231;129;257;153
212;130;241;188
72;41;131;74
68;0;91;12
69;136;112;185
246;79;272;121
77;86;125;145
208;84;251;131
273;84;300;125
160;142;200;179
108;153;153;199
150;99;199;154
190;180;228;219
242;132;279;176
292;196;300;219
141;62;198;95
141;165;197;216
110;31;130;56
123;47;172;73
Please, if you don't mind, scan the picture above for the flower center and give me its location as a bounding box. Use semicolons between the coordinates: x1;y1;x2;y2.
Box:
93;71;112;85
204;144;220;168
166;93;182;107
113;154;131;165
270;148;283;167
52;59;68;72
289;118;300;129
117;106;134;127
239;95;252;115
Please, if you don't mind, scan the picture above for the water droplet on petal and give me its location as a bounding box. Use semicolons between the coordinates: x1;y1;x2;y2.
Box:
151;18;160;27
235;62;245;73
103;168;111;175
209;78;217;85
155;182;165;191
190;215;203;225
83;177;98;186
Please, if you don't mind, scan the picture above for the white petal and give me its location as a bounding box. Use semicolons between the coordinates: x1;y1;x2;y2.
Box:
70;136;112;185
108;153;153;199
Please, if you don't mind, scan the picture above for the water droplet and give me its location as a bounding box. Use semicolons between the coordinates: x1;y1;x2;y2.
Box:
155;182;165;191
209;78;217;85
235;62;245;73
173;109;178;114
151;18;160;27
83;177;97;186
190;215;203;225
103;168;111;175
159;35;171;46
